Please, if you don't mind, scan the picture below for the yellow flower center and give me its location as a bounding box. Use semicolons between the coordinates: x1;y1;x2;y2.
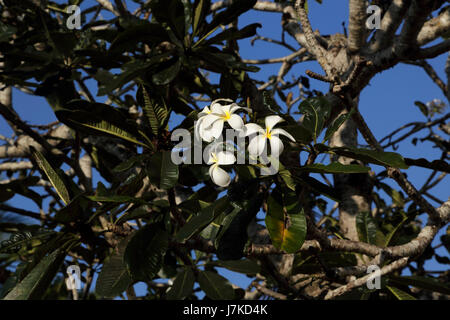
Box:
222;111;231;120
211;152;218;163
265;127;272;139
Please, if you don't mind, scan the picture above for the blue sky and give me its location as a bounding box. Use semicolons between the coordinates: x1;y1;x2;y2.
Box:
1;0;448;298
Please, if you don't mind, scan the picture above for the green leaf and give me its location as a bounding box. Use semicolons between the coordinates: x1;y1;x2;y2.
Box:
175;197;229;243
86;195;146;205
197;271;235;300
414;101;428;117
57;100;150;149
386;285;416;300
147;151;179;190
378;182;405;208
204;23;261;45
96;237;133;298
165;267;195;300
266;189;307;253
388;276;450;295
279;169;296;191
54;193;87;223
298;97;331;143
215;195;262;260
149;0;187;40
109;21;168;54
208;259;260;275
323;108;355;142
31;148;70;205
138;85;168;135
384;216;408;247
124;224;169;282
204;0;257;36
316;144;409;169
302;162;370;174
192;0;210;37
113;155;148;173
356;211;383;245
4;248;66;300
152;58;181;86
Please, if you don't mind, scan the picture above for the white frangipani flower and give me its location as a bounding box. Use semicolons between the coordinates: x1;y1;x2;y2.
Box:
195;105;215;142
245;115;295;156
199;102;249;141
207;150;236;187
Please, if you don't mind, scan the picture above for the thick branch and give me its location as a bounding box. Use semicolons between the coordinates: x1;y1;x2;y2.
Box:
348;0;367;53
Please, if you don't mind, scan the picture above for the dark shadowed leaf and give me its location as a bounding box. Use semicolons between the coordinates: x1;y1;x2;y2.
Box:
96;236;133;298
31;147;70;205
197;270;235;300
302;162;370;174
4;248;66;300
208;259;260;275
356;211;384;245
175;197;229;243
388;275;450;295
147;151;179;190
124;224;169;281
165;267;195;300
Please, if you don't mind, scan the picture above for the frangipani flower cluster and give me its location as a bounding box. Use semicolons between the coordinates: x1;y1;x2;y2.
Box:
195;99;296;187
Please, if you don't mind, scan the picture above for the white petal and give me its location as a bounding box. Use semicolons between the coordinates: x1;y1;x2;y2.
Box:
217;151;236;165
265;115;284;131
198;106;210;118
210;165;231;187
206;152;216;165
247;135;267;156
211;102;225;115
194;118;204;141
199;120;216;142
221;104;233;114
202;114;221;129
227;114;244;131
244;123;264;136
271;128;296;142
210;119;224;139
230;105;251;114
269;135;284;156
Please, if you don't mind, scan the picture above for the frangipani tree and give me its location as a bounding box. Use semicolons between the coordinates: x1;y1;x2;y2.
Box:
0;0;449;300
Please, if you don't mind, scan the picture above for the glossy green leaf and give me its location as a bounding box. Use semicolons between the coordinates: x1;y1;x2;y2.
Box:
266;190;307;253
165;267;195;300
31;148;70;205
298;97;331;143
197;271;235;300
4;248;66;300
96;237;133;298
386;285;416;300
316;144;409;169
175;197;229;243
124;224;169;282
324;108;355;142
147;151;179;190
